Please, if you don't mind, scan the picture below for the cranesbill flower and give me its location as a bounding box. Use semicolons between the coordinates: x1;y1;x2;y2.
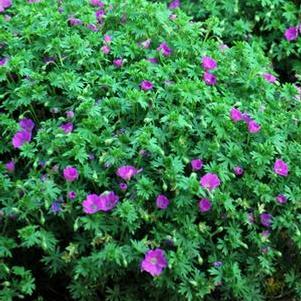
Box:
0;0;11;12
82;194;101;214
274;159;288;177
284;26;299;41
191;159;203;171
87;24;98;32
50;201;62;214
198;198;212;212
168;0;180;9
28;0;42;3
68;17;82;26
141;39;151;49
141;248;167;276
276;194;287;204
113;58;123;68
12;130;32;148
60;122;73;133
19;118;35;132
68;191;77;200
104;35;112;43
233;166;244;176
0;57;8;66
200;173;221;191
213;261;223;268
202;56;217;70
230;108;243;122
90;0;104;7
101;45;110;54
119;183;127;191
63;166;78;182
140;80;153;91
260;213;272;227
248;120;261;133
116;165;138;181
169;14;177;20
95;9;105;21
203;72;216;85
98;191;119;211
157;42;172;56
5;161;15;172
66;110;74;119
242;112;252;123
263;73;276;83
148;57;158;64
156;195;170;209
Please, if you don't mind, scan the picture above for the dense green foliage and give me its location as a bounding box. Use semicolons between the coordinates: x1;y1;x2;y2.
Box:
1;0;301;300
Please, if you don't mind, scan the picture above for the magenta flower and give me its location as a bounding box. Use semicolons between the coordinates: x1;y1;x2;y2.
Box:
148;57;158;64
60;122;73;133
113;58;123;68
191;159;203;171
87;24;98;32
5;161;15;172
68;191;77;200
248;120;261;133
230;108;243;122
168;0;180;9
233;166;244;176
68;17;82;26
242;112;252;123
274;159;288;177
19;118;35;132
104;35;112;43
263;73;276;83
0;0;11;12
276;194;287;204
116;165;138;181
141;249;167;276
260;213;272;227
82;194;101;214
90;0;104;7
141;39;151;49
140;80;153;91
157;42;172;56
66;110;74;119
0;57;8;66
200;173;221;191
203;72;217;85
12;130;32;148
101;45;110;54
119;183;127;191
95;9;105;21
63;167;78;182
198;198;212;212
284;26;299;41
201;56;217;70
98;191;119;211
156;195;170;209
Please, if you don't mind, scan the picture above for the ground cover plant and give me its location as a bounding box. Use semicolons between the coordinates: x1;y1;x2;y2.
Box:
159;0;301;83
1;0;301;300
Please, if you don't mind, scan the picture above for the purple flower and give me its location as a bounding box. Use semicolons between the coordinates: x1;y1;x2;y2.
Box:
260;213;272;227
82;194;101;214
90;0;104;7
68;191;77;200
203;72;217;85
198;198;212;212
156;195;170;209
68;17;82;26
95;9;105;21
119;183;128;191
263;73;276;83
242;112;252;123
284;26;299;41
233;166;244;176
261;230;270;237
60;122;73;133
140;80;153;91
248;120;261;133
148;57;158;64
0;0;11;12
101;45;110;54
274;159;288;177
5;161;15;172
63;167;78;182
157;42;172;56
104;35;112;43
19;118;35;132
230;108;243;122
0;57;8;66
213;261;223;268
141;39;151;49
98;191;119;211
168;0;180;9
66;110;74;119
276;194;287;204
87;24;98;32
141;248;167;277
200;173;221;191
50;202;62;214
12;130;32;148
191;159;203;171
116;165;138;181
113;58;123;68
201;56;217;70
